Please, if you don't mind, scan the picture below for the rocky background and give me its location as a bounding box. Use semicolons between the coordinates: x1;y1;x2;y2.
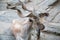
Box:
0;0;60;40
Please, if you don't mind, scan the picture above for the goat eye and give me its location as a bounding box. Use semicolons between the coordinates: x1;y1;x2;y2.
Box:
29;19;33;22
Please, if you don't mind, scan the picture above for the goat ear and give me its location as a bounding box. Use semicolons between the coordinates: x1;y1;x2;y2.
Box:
39;13;49;18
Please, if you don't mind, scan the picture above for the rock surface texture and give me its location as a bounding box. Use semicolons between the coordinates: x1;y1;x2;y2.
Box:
0;0;60;40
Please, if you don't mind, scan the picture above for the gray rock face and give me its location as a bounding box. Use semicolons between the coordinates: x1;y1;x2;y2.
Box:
0;2;7;11
0;0;60;40
0;10;19;40
0;21;15;40
0;10;20;23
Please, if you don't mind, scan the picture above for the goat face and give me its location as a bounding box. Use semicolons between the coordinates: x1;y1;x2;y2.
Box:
11;18;33;40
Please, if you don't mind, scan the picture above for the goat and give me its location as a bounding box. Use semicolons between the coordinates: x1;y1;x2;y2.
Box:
11;18;33;40
7;2;49;40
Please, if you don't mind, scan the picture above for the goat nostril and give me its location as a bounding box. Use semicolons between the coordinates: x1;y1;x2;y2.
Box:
29;19;33;22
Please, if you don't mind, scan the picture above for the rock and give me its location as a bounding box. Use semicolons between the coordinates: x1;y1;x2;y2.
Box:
0;10;20;23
